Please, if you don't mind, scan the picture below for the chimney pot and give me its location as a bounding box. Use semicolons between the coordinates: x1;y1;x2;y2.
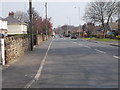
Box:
9;11;14;17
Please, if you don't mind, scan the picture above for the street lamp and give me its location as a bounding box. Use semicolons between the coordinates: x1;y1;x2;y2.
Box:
67;17;71;35
45;2;48;40
74;6;81;37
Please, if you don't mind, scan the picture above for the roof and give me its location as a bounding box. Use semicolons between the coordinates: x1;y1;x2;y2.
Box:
4;16;25;25
0;17;2;20
0;17;7;21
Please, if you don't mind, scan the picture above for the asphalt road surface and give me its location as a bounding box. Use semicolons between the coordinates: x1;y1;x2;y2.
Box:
2;36;119;88
30;36;118;88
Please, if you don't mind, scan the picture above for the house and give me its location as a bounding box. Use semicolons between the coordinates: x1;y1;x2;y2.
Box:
108;22;118;31
0;17;7;34
109;22;120;36
95;26;102;34
4;12;27;35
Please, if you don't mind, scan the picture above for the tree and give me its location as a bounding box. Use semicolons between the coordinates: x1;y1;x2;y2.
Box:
86;23;95;37
42;18;52;35
34;17;43;34
14;11;29;23
83;0;118;38
82;24;87;32
61;25;68;30
27;8;42;34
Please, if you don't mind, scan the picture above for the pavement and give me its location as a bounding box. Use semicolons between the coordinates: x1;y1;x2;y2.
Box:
2;39;52;88
2;36;119;88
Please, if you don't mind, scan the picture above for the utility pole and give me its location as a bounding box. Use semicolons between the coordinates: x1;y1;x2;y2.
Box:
67;17;71;35
74;7;81;37
29;0;33;51
45;2;48;40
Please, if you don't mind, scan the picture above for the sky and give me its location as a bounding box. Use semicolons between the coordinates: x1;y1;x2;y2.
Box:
0;0;90;28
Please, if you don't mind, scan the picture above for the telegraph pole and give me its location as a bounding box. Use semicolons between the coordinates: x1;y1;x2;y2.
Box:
29;0;33;51
45;2;48;40
74;7;81;37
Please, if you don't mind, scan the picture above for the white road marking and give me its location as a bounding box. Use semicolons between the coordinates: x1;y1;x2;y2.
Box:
24;41;52;88
73;42;77;44
95;49;106;54
72;41;91;48
72;40;119;60
73;42;82;46
84;45;91;49
113;56;120;59
78;44;83;46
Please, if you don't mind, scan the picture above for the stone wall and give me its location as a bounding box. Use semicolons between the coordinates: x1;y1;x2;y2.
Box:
4;34;48;64
5;35;30;63
36;35;43;45
35;35;48;45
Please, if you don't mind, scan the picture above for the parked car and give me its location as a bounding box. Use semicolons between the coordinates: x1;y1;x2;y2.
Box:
59;34;64;38
71;35;77;39
65;34;70;37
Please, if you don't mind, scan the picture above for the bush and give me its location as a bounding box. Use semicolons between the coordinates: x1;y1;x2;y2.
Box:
116;35;120;39
90;33;97;37
106;34;115;39
96;35;100;38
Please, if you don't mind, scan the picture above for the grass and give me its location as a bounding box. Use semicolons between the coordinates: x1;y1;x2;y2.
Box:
82;37;119;42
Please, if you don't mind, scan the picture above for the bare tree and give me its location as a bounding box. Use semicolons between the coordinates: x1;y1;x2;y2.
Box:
83;0;118;38
86;23;95;37
14;11;29;23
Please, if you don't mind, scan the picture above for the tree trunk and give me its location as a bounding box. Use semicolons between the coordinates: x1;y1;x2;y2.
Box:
101;20;106;38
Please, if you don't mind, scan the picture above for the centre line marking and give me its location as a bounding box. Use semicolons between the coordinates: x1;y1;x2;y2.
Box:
72;41;92;49
78;44;83;46
95;49;106;54
24;41;52;88
84;45;91;49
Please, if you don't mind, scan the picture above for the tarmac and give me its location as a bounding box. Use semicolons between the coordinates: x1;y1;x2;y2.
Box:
2;37;119;88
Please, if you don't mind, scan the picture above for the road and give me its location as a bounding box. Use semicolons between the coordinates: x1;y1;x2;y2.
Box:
30;36;118;88
2;36;118;88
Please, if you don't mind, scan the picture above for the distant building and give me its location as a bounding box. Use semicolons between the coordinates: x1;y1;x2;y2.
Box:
108;22;118;31
0;17;7;34
4;12;27;35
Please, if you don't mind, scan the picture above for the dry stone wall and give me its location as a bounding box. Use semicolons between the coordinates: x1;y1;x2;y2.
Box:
4;34;46;64
5;35;30;63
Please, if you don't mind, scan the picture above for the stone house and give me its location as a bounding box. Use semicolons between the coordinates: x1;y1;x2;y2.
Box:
0;17;7;34
4;12;27;35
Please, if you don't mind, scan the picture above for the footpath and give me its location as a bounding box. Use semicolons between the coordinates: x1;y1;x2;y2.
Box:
2;39;52;88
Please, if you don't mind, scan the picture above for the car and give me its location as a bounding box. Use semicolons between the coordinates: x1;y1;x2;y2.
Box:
65;34;70;37
71;35;77;39
59;34;64;38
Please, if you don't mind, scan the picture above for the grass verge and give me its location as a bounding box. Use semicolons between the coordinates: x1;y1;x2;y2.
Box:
82;37;119;42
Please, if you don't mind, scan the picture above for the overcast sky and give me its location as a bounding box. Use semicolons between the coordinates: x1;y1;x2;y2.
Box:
0;0;90;28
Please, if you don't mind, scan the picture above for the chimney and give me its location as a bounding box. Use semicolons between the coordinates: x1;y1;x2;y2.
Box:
9;11;14;18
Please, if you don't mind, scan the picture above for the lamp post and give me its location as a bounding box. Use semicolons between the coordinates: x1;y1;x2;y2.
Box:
67;17;71;35
45;2;48;40
74;6;81;37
